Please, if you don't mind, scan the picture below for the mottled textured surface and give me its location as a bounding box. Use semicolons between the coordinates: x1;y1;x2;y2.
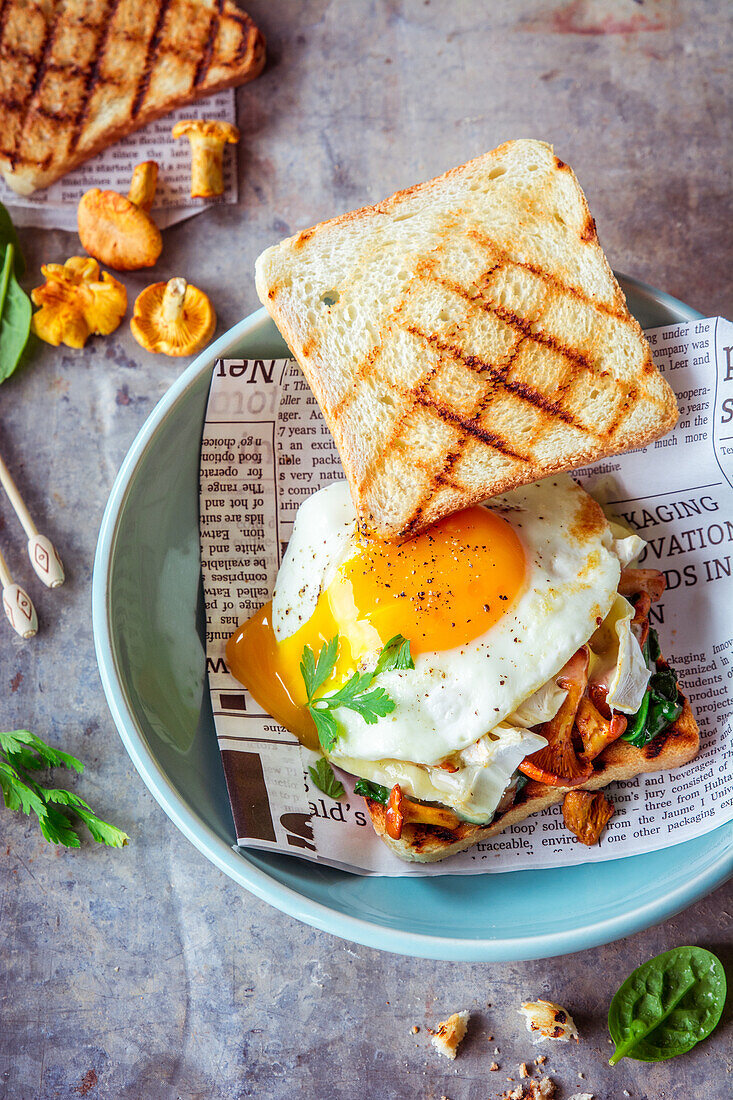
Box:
1;2;731;1098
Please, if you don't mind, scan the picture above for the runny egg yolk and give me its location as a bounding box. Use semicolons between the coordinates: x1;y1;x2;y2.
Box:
226;505;526;750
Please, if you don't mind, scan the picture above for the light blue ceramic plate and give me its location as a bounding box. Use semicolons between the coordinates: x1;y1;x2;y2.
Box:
93;275;732;961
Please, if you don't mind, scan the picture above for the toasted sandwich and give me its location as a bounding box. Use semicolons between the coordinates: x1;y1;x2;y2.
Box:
0;0;265;195
255;140;678;541
226;477;699;862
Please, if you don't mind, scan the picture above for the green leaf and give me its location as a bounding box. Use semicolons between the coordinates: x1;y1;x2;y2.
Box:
623;690;652;747
73;806;129;848
308;757;345;800
40;787;89;809
0;202;25;275
650;667;680;703
309;707;340;752
647;627;661;664
337;684;395;724
302;634;404;748
353;778;390;804
300;636;338;701
1;727;127;848
0;243;32;384
608;947;726;1064
0;729;84;773
0;765;47;818
373;634;415;676
39;805;82;847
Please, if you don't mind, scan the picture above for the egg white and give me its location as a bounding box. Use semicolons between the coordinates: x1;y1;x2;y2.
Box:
273;475;627;766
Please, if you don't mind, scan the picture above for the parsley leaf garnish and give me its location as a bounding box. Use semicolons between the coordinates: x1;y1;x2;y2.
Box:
0;729;129;848
301;634;412;751
373;634;415;675
308;757;345;800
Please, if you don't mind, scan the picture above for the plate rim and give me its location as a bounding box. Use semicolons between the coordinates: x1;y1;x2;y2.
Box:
92;278;732;961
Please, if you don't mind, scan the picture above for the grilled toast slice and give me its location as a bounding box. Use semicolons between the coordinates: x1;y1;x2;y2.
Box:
256;140;678;540
0;0;265;195
365;696;699;863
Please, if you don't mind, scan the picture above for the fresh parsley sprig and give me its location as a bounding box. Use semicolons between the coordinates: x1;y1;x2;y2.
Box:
307;757;345;799
301;634;414;751
0;730;129;848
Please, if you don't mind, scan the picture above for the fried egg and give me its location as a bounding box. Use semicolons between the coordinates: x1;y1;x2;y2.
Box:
227;475;627;770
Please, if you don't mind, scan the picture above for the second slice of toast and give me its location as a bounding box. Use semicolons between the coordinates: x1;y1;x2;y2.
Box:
256;140;678;540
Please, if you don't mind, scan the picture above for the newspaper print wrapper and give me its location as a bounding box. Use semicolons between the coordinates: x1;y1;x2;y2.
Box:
0;92;237;230
200;317;733;875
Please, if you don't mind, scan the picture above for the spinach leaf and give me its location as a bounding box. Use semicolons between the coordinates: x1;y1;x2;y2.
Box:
608;946;726;1064
647;627;662;663
622;628;682;748
0;201;24;276
307;757;344;800
0;242;32;383
353;778;390;804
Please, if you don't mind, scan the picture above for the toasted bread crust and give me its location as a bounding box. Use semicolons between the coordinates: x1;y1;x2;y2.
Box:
256;140;678;540
365;697;699;863
0;0;265;194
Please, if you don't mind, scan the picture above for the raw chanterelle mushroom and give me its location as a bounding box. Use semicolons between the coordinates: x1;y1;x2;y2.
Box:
77;161;162;272
130;277;216;356
172;119;240;198
31;257;127;349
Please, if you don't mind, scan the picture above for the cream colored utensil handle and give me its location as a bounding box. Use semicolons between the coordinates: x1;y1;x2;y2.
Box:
0;547;37;639
0;453;64;588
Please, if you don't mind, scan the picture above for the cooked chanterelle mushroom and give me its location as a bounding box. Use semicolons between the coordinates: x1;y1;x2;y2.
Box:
172;119;240;198
31;257;127;349
77;161;162;271
130;277;216;356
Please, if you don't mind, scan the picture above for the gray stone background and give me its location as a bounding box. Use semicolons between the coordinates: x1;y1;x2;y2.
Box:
1;2;731;1097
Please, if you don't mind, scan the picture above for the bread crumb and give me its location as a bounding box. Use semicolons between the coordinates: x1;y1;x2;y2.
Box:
519;1000;579;1043
494;1046;501;1054
578;1072;584;1079
623;1092;631;1097
500;1076;556;1100
520;1063;530;1078
487;1034;494;1041
410;1025;419;1034
534;1054;547;1065
566;1094;593;1100
490;1062;500;1071
430;1010;469;1060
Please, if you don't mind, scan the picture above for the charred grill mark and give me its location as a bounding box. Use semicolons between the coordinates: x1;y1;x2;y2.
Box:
464;228;627;321
194;0;223;86
502;374;579;426
642;728;672;760
131;0;174;119
405;322;594;436
32;103;78;123
8;2;63;168
233;11;260;64
330;342;383;421
606;382;638;438
414;391;529;460
492;303;600;376
69;0;123;153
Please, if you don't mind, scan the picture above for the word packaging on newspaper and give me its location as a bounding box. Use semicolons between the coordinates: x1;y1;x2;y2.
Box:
199;318;733;875
0;92;237;230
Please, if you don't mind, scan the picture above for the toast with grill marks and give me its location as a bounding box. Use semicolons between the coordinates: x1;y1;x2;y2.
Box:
0;0;265;195
256;140;678;541
365;696;699;863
